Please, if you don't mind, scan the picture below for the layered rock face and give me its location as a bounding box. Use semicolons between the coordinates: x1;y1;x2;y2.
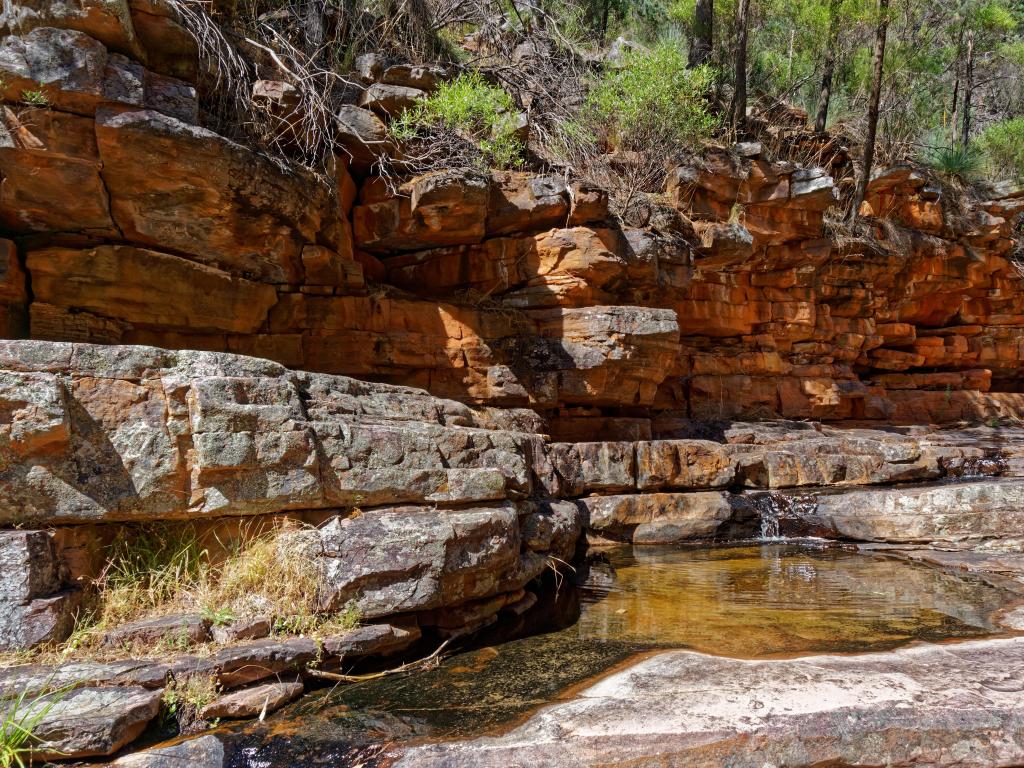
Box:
6;339;1024;657
0;340;578;651
3;3;1023;431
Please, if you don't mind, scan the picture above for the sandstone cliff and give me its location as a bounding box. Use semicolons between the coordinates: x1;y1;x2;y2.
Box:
2;3;1024;761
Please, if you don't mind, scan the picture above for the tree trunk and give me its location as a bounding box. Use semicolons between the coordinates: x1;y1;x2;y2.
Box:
949;21;964;146
961;27;974;150
849;0;890;221
688;0;714;68
731;0;750;134
599;0;611;47
814;0;842;133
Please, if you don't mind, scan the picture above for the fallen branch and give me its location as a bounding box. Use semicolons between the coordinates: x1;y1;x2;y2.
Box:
306;636;455;683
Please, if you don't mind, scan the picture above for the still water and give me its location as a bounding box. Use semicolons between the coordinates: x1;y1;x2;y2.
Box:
218;543;1014;765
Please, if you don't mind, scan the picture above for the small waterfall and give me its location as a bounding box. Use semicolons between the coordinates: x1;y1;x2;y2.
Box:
752;493;783;540
947;455;1007;480
750;492;819;541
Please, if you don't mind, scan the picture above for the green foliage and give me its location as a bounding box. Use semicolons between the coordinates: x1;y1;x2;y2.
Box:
977;117;1024;179
201;605;237;627
1;684;68;768
392;72;523;168
19;90;47;107
927;143;983;179
583;42;717;151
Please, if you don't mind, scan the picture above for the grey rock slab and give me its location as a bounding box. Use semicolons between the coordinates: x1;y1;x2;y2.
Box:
580;492;733;544
321;623;421;660
175;637;318;690
0;659;171;701
0;530;62;603
102;613;211;649
805;478;1024;545
210;617;271;644
393;637;1024;767
16;685;163;760
108;734;226;767
315;503;520;619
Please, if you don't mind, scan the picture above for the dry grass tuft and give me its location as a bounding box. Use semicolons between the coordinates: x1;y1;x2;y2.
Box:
18;519;355;663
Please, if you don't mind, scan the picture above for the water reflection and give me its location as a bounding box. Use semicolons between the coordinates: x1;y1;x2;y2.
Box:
575;543;1007;656
217;543;1012;765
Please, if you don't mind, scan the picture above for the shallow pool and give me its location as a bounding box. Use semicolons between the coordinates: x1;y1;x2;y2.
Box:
210;542;1016;766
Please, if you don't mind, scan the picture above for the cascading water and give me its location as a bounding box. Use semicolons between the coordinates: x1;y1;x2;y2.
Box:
750;492;819;540
752;493;783;540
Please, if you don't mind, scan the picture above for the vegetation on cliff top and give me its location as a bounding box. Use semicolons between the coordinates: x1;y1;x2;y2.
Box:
172;0;1023;223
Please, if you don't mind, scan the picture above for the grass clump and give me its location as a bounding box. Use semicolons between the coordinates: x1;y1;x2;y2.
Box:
162;675;219;733
392;71;523;170
1;685;68;768
57;520;353;658
926;144;984;181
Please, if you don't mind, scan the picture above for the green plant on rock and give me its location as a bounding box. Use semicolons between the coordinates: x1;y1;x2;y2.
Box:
201;605;237;627
162;675;218;732
391;71;523;169
1;685;67;768
19;89;47;107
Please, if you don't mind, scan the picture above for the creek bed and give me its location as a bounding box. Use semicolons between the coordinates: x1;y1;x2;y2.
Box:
201;542;1018;766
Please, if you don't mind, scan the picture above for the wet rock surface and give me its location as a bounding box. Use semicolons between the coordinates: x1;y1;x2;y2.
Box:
393;637;1024;767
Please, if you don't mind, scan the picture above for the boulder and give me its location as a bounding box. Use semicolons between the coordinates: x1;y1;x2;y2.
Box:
548;441;636;495
353;169;490;252
486;173;569;236
0;27;195;120
580;492;733;543
102;613;211;649
315;504;521;618
321;623;421;659
210;617;271;644
799;478;1024;546
0;108;118;236
335;104;394;167
381;64;447;91
95;108;331;284
359;82;425;116
635;440;735;490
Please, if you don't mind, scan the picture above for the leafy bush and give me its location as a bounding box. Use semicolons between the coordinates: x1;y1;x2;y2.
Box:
977;117;1024;181
392;72;523;169
583;42;717;152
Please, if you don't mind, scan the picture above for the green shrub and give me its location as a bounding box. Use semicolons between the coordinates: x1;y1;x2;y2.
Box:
582;42;717;153
977;117;1024;181
392;72;523;169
